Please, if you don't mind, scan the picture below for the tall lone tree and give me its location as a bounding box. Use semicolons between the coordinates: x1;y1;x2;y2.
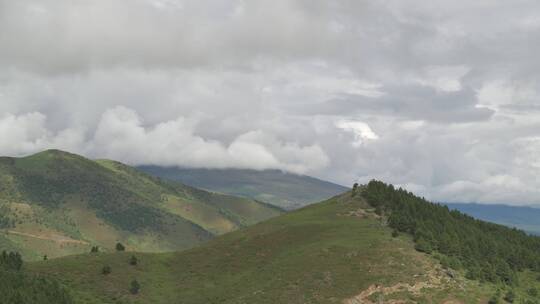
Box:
351;183;359;197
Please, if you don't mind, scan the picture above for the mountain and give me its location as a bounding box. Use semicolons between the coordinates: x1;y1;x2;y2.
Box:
0;150;281;260
28;181;540;303
445;203;540;235
137;166;348;210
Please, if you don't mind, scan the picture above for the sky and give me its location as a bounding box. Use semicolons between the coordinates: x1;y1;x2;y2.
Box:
1;0;540;205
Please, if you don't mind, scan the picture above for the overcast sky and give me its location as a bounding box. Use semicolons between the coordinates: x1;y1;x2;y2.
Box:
1;0;540;205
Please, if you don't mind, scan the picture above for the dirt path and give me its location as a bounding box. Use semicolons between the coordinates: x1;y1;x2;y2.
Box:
344;266;446;304
344;281;439;304
6;230;90;245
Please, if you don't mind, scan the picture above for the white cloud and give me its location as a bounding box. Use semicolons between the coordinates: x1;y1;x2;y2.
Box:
335;120;379;147
0;112;84;155
1;0;540;205
0;107;327;174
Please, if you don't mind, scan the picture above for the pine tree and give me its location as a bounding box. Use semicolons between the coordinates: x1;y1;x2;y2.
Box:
102;265;111;275
351;183;359;197
116;242;126;251
504;290;515;303
130;279;140;294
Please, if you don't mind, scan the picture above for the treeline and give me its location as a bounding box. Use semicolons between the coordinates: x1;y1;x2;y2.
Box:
0;250;73;304
363;180;540;285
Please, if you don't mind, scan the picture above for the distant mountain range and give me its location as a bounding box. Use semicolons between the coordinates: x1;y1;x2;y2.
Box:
137;166;349;210
445;203;540;235
0;150;281;260
136;166;540;235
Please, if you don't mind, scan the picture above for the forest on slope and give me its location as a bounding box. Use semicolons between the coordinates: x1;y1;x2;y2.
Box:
363;180;540;285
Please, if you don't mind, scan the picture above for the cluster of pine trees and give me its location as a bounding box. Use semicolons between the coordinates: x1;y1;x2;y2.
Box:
363;180;540;285
0;251;23;271
0;250;73;303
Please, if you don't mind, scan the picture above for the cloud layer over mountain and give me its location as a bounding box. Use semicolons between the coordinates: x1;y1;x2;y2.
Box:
1;0;540;205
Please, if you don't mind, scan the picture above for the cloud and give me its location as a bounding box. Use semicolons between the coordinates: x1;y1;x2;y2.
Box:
0;112;84;155
92;107;329;174
0;107;328;174
320;86;495;123
1;0;540;205
335;120;379;147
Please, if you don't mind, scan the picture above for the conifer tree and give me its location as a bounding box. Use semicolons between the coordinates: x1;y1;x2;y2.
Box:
116;242;125;251
130;279;140;294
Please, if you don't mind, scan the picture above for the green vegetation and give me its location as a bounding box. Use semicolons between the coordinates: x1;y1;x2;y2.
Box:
101;265;111;275
130;279;140;295
30;190;509;303
0;205;14;229
0;250;23;271
364;180;540;285
7;178;540;303
504;289;516;302
137;166;348;210
0;250;73;304
0;150;281;260
116;243;125;252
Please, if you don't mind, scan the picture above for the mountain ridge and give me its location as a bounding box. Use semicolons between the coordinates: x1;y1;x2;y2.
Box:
0;149;281;260
137;166;349;210
29;181;540;303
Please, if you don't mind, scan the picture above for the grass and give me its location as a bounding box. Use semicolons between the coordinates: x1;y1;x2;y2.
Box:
29;193;505;303
0;150;282;260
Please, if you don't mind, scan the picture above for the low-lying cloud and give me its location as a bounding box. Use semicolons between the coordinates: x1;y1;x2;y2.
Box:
0;107;328;174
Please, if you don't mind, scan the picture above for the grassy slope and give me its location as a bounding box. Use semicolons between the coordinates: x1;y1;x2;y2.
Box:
30;192;511;304
0;150;281;260
137;166;349;210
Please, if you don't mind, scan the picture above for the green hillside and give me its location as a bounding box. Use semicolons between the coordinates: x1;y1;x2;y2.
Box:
29;182;540;304
0;250;74;303
0;150;281;260
137;166;348;210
